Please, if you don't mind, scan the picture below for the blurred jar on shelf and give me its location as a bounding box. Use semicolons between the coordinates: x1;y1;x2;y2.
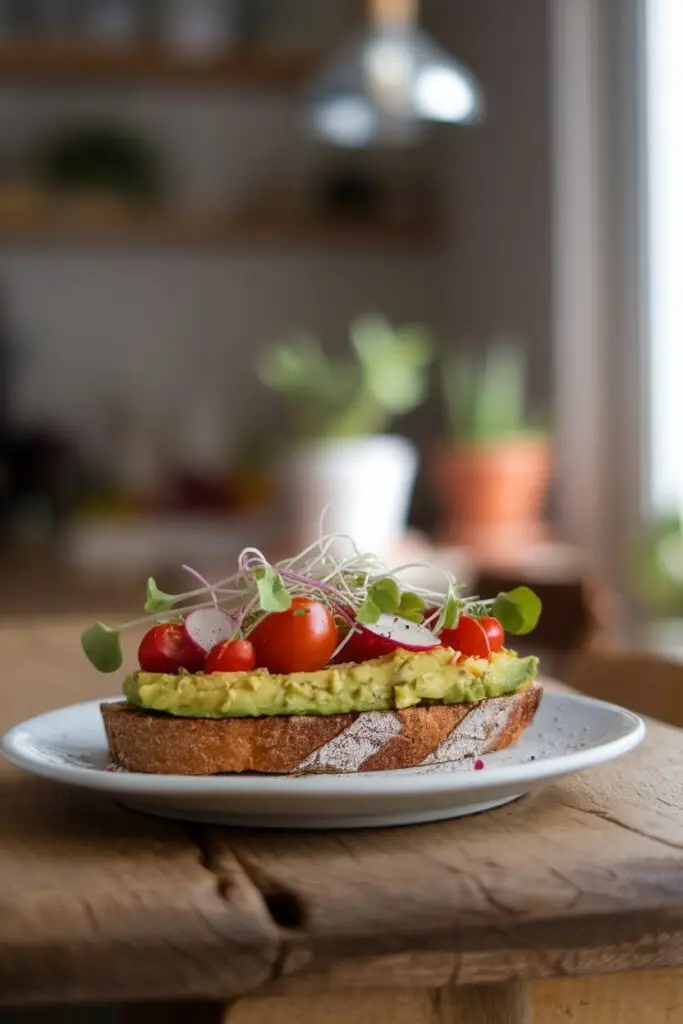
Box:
238;0;352;51
0;0;74;41
161;0;238;57
77;0;150;46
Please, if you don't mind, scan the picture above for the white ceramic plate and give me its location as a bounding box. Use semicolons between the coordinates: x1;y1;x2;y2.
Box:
1;691;645;829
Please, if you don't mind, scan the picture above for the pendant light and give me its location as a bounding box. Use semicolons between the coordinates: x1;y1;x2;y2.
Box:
305;0;484;148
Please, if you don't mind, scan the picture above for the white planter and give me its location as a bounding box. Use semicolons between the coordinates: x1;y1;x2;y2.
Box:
280;435;419;556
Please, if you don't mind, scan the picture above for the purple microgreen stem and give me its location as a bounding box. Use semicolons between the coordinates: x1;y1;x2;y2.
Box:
182;564;218;607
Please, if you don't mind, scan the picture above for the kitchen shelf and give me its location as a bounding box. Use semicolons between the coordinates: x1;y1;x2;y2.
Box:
0;207;437;248
0;43;319;88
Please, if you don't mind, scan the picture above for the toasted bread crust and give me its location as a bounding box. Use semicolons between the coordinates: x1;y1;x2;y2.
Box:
102;682;542;775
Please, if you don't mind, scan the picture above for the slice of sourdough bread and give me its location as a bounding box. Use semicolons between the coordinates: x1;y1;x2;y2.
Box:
101;681;542;775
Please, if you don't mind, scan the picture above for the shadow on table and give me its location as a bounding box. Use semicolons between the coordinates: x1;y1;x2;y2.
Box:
0;1010;118;1023
0;772;180;859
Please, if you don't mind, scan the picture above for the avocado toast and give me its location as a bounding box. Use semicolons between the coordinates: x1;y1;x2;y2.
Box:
83;533;543;775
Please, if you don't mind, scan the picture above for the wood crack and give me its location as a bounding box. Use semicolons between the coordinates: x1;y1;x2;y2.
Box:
656;795;683;812
224;844;308;932
547;867;585;911
186;824;236;904
558;801;683;851
448;870;570;978
421;855;519;918
183;826;293;988
410;859;570;978
186;827;312;986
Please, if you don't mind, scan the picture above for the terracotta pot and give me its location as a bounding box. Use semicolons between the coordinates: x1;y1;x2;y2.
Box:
432;436;552;562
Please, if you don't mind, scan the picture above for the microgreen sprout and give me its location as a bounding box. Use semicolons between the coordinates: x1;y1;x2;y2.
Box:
80;519;542;673
182;564;219;607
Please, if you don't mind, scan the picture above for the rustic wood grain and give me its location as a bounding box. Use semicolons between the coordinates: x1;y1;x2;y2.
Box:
3;616;683;1011
435;981;529;1023
203;716;683;986
0;616;147;725
225;968;683;1023
228;990;436;1024
0;620;279;1007
0;769;280;1006
530;968;683;1023
565;648;683;729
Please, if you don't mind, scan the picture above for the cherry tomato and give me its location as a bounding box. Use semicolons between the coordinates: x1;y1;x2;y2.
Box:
249;597;338;674
138;623;205;673
205;639;256;673
481;616;504;652
424;605;441;626
439;614;491;660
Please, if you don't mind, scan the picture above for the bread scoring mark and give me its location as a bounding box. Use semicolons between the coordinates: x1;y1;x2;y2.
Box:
360;704;469;773
420;699;510;765
295;711;403;773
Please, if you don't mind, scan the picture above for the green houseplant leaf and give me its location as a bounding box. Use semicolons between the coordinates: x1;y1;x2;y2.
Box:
441;338;545;443
351;315;433;415
256;314;434;440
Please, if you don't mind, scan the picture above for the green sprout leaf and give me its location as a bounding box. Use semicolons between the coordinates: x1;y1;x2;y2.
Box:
253;566;292;613
144;577;178;614
463;601;488;620
81;622;123;673
398;591;426;623
357;580;425;625
356;596;382;625
369;577;401;613
437;592;464;632
491;586;542;635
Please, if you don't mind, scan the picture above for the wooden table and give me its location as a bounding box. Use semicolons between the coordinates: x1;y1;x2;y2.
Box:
2;618;683;1024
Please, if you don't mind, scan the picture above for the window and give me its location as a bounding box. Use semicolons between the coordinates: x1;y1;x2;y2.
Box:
646;0;683;513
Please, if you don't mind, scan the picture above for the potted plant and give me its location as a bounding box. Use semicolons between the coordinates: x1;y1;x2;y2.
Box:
432;340;552;562
632;511;683;616
256;314;433;554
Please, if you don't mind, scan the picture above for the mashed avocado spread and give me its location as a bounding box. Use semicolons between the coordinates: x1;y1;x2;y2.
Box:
124;647;538;719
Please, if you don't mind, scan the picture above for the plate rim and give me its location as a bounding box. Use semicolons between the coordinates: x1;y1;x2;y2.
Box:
0;689;646;797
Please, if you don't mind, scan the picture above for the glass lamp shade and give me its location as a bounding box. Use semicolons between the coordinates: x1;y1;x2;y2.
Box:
305;24;484;147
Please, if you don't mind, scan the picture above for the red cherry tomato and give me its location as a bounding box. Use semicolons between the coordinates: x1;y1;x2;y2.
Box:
138;623;205;673
424;605;441;626
439;614;491;660
480;616;504;652
205;639;256;673
249;597;338;674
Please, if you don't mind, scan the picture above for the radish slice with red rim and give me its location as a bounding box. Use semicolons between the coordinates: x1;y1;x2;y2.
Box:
339;614;440;664
184;607;236;654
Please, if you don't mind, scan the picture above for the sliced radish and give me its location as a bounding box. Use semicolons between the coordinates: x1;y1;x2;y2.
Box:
183;607;236;654
339;613;440;664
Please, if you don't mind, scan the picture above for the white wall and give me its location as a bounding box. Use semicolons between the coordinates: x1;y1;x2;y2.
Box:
0;86;441;462
1;0;552;504
3;247;439;443
428;0;552;409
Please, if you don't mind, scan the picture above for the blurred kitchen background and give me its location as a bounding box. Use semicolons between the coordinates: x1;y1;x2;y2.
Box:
0;0;679;663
